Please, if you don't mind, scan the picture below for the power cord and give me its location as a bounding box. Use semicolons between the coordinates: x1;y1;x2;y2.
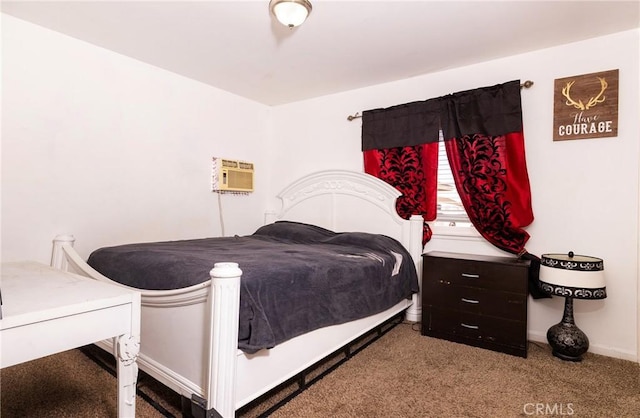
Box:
401;320;422;332
217;192;225;237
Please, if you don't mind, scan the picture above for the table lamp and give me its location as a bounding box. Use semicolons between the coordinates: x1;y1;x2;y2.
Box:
539;251;606;361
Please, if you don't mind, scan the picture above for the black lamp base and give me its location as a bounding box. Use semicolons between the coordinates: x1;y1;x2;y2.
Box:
546;297;589;362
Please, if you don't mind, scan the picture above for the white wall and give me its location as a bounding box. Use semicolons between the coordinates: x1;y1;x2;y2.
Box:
1;15;272;262
270;30;640;361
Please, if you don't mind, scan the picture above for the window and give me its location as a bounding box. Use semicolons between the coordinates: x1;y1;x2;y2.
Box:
436;131;471;227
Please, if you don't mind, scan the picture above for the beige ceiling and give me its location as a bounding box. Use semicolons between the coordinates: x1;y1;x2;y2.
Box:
3;0;639;106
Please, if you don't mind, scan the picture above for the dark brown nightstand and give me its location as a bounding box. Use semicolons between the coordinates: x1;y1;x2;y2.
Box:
421;251;530;358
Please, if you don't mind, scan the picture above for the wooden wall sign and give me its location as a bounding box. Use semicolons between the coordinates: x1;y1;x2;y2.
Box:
553;69;619;141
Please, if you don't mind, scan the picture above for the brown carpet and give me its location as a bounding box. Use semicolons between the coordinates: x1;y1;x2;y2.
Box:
1;322;639;417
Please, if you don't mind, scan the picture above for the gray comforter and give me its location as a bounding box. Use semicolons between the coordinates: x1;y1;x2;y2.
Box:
87;221;419;353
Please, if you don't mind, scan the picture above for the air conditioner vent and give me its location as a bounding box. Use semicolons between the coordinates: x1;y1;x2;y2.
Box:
221;159;238;168
238;161;254;170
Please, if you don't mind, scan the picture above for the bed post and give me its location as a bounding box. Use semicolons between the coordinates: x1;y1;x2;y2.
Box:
51;234;75;271
200;262;242;418
405;215;424;322
264;210;277;225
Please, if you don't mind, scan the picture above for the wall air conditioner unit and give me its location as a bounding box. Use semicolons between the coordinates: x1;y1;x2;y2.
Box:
211;157;254;192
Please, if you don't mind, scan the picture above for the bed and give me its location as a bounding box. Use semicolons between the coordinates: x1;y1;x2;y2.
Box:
49;169;424;417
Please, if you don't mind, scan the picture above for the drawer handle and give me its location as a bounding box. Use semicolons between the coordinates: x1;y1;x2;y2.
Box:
461;323;479;330
461;298;479;304
461;273;480;279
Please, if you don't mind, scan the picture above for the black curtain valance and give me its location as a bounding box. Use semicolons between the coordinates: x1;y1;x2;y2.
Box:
362;80;523;151
361;99;442;150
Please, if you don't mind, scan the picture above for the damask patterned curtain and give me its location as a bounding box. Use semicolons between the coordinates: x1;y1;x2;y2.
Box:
440;81;533;253
362;80;547;298
362;100;441;245
363;144;438;245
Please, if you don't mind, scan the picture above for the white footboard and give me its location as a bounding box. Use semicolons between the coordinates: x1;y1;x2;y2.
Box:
51;235;242;417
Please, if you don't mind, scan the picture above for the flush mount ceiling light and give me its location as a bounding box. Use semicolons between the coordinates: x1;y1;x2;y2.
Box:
269;0;312;28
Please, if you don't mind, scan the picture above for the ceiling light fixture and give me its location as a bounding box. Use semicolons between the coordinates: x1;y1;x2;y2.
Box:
269;0;312;28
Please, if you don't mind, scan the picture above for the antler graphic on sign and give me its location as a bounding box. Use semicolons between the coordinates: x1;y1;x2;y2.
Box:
562;77;608;111
585;77;608;110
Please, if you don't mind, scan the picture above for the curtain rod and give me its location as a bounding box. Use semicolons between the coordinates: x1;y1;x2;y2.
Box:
347;80;534;121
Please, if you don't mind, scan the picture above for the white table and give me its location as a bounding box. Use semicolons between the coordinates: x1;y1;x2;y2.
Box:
0;261;141;417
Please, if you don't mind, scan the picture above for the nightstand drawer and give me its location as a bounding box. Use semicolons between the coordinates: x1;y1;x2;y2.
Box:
424;255;528;294
424;283;526;321
424;306;527;352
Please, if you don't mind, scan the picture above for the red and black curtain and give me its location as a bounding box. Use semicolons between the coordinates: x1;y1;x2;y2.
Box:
363;143;438;245
362;100;441;245
362;80;547;298
440;81;533;253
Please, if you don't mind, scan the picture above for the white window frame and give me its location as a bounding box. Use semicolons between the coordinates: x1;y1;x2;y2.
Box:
436;133;469;224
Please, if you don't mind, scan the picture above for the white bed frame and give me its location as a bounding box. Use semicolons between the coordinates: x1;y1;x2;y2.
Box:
50;170;423;417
